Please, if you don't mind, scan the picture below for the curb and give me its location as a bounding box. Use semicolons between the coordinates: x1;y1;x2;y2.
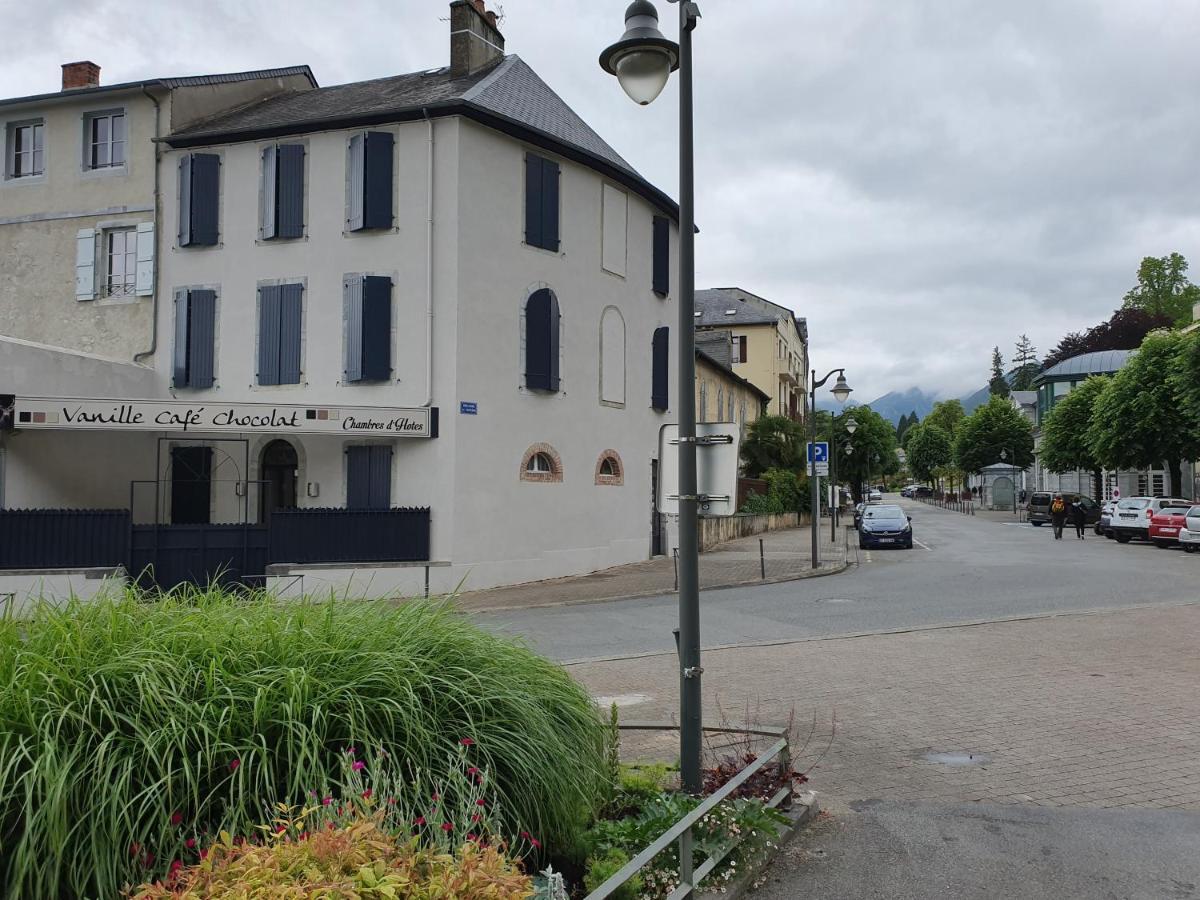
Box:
719;791;820;900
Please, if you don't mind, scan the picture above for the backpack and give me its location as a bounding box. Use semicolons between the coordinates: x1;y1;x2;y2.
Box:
1051;498;1065;514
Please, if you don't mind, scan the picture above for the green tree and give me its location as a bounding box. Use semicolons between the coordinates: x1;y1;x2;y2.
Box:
953;395;1034;475
1089;330;1200;496
1039;376;1108;500
906;423;953;486
831;406;898;502
1011;334;1040;390
1122;252;1200;327
1171;330;1200;428
988;347;1010;398
740;414;805;478
924;399;965;438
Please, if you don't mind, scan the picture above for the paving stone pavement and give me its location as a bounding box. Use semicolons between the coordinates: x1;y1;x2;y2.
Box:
452;524;847;613
570;603;1200;809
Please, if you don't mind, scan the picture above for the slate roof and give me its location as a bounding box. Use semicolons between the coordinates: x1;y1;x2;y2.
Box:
0;66;317;110
164;55;666;212
1039;350;1133;381
694;287;791;328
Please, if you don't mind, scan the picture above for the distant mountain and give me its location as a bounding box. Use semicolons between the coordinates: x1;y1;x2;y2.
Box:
960;369;1021;413
817;386;937;425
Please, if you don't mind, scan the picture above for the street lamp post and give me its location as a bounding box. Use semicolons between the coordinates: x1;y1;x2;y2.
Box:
834;415;858;540
602;0;703;794
809;369;853;568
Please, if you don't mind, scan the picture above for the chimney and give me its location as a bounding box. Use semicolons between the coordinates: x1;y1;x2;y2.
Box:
62;61;101;91
450;0;505;79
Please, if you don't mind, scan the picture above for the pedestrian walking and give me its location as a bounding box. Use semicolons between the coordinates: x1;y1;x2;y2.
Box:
1050;493;1067;540
1070;495;1087;540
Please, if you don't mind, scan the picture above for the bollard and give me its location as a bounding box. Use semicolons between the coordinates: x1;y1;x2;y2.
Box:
759;538;766;580
673;548;679;592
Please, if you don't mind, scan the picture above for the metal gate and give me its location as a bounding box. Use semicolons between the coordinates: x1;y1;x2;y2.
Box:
129;523;268;590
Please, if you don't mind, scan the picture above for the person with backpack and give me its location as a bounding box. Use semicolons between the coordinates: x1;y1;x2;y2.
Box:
1050;493;1068;540
1070;495;1087;540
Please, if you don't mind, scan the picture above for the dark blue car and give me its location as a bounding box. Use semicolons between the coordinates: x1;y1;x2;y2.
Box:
858;504;913;549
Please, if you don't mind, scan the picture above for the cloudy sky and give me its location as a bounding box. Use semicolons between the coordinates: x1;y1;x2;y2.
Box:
6;0;1199;401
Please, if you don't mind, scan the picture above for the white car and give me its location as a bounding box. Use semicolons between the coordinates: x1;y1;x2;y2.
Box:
1178;507;1200;553
1110;496;1193;543
868;490;883;502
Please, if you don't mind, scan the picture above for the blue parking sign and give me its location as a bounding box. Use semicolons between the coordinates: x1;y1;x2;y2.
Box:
807;442;829;463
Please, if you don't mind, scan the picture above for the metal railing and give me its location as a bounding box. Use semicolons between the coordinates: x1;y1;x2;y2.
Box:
585;722;793;900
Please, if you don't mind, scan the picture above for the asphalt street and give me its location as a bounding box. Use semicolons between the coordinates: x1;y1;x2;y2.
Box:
475;496;1200;662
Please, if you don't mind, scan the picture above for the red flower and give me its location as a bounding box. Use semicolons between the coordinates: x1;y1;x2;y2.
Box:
299;831;309;840
199;849;209;861
361;789;373;799
229;759;240;771
322;795;332;806
275;825;286;834
475;798;486;806
344;746;356;756
388;797;397;806
337;806;344;816
471;814;482;823
414;817;426;826
185;838;196;850
352;761;365;772
441;822;454;832
432;792;440;801
520;831;542;849
467;767;479;776
130;842;141;857
170;811;183;826
467;833;478;842
460;737;475;746
143;852;155;868
169;860;182;876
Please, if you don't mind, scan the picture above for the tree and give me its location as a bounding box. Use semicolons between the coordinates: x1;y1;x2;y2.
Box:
988;347;1010;398
1122;252;1200;327
924;399;965;438
1011;334;1040;390
1042;307;1175;370
906;424;953;486
830;406;898;503
1171;330;1200;428
1089;330;1200;497
740;414;805;478
953;395;1034;475
1039;376;1108;500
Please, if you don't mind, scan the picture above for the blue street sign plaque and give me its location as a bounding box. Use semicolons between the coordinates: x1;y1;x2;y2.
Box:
807;442;829;463
460;402;478;415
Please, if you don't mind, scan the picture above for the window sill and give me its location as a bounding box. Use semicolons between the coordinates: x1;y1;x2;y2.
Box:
80;165;129;180
257;234;309;245
522;241;564;257
2;173;46;186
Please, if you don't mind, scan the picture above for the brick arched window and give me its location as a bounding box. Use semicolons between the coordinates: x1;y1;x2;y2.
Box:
595;450;624;486
520;443;564;483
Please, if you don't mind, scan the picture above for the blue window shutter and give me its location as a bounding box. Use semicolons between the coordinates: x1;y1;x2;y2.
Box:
361;276;392;381
652;216;669;296
368;445;393;509
278;283;303;384
347;135;365;231
173;290;189;387
258;285;282;385
346;446;371;508
276;144;305;238
524;154;543;249
188;154;220;246
260;145;278;239
344;275;364;382
525;288;560;391
652;326;669;411
362;131;394;229
188;289;217;389
177;155;192;246
541;157;560;251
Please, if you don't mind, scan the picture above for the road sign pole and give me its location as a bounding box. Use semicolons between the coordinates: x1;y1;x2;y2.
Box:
809;375;820;570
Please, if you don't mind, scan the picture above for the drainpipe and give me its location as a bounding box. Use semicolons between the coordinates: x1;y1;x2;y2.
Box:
421;108;435;407
133;86;162;366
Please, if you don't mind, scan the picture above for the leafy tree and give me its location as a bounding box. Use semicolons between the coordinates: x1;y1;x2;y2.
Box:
740;414;805;478
1039;376;1108;500
1089;330;1200;497
1011;334;1040;390
906;424;953;485
1122;252;1200;327
924;399;965;438
1171;330;1200;429
1042;307;1175;370
899;410;922;449
953;395;1034;475
831;406;898;503
988;347;1010;398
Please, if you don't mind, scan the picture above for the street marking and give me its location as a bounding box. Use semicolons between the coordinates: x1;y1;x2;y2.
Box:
864;551;874;564
913;539;933;551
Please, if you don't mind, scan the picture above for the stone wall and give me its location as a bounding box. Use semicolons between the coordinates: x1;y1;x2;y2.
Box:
698;511;805;551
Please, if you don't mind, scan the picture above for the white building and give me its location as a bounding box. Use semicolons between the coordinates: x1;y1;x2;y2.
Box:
1;1;680;598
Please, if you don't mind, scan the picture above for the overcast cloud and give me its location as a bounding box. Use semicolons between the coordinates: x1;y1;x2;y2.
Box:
5;0;1199;401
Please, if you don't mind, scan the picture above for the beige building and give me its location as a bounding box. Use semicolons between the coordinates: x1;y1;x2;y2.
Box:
694;287;808;421
0;60;314;361
694;334;769;431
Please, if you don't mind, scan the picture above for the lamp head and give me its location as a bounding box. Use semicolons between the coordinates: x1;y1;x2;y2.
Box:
599;0;680;106
845;416;859;435
831;373;853;404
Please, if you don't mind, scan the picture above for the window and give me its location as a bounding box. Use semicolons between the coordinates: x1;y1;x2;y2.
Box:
344;275;392;382
595;450;624;485
699;380;708;421
346;445;392;509
103;228;137;297
651;326;669;411
601;184;627;276
652;215;670;296
524;153;560;251
85;111;125;169
528;453;553;474
261;144;305;239
172;289;216;389
525;288;561;391
727;393;735;422
7;120;43;178
520;444;563;483
347;131;394;231
258;283;303;386
717;386;724;421
600;306;626;405
1152;472;1165;497
178;152;220;247
731;335;747;364
739;399;747;424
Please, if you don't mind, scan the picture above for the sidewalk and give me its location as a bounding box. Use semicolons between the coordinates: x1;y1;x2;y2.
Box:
453;521;849;613
910;498;1028;526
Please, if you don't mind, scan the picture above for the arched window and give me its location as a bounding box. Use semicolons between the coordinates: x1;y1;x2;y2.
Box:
595;450;625;485
527;453;553;474
525;288;560;391
520;443;563;483
717;387;724;421
600;306;626;405
699;381;708;422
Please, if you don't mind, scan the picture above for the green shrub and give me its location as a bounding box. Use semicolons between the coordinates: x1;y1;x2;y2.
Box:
0;591;607;898
584;848;643;899
740;468;810;515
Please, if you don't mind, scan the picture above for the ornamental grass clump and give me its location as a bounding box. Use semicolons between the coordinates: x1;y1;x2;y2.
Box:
0;590;607;899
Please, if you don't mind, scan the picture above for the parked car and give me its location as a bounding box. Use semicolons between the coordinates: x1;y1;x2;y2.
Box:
913;485;933;498
858;504;914;549
1178;507;1200;553
1149;507;1191;548
1028;492;1101;527
1096;500;1116;537
868;490;883;502
853;500;881;530
1110;497;1192;543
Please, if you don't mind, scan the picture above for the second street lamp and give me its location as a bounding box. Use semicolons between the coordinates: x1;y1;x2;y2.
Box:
809;369;852;568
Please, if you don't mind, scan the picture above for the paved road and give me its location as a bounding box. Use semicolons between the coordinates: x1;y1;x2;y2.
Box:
477;496;1200;661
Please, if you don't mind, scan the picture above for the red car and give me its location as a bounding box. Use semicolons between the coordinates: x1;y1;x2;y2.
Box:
1149;508;1190;548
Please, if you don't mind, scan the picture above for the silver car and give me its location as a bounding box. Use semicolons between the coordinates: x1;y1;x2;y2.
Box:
1179;507;1200;554
1097;500;1117;537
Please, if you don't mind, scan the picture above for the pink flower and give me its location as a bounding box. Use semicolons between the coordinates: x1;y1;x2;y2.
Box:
520;831;542;849
432;793;441;801
467;833;478;842
441;822;454;832
170;811;183;826
185;838;196;850
344;747;356;757
361;789;373;799
467;767;479;776
199;849;209;861
322;796;332;806
388;797;397;806
460;737;475;746
352;761;365;772
275;825;286;834
414;817;426;826
471;814;482;823
475;798;486;807
229;759;240;771
169;860;182;878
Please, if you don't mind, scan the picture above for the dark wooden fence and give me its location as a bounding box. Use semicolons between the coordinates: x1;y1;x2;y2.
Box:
130;523;269;590
269;507;431;564
0;509;130;569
